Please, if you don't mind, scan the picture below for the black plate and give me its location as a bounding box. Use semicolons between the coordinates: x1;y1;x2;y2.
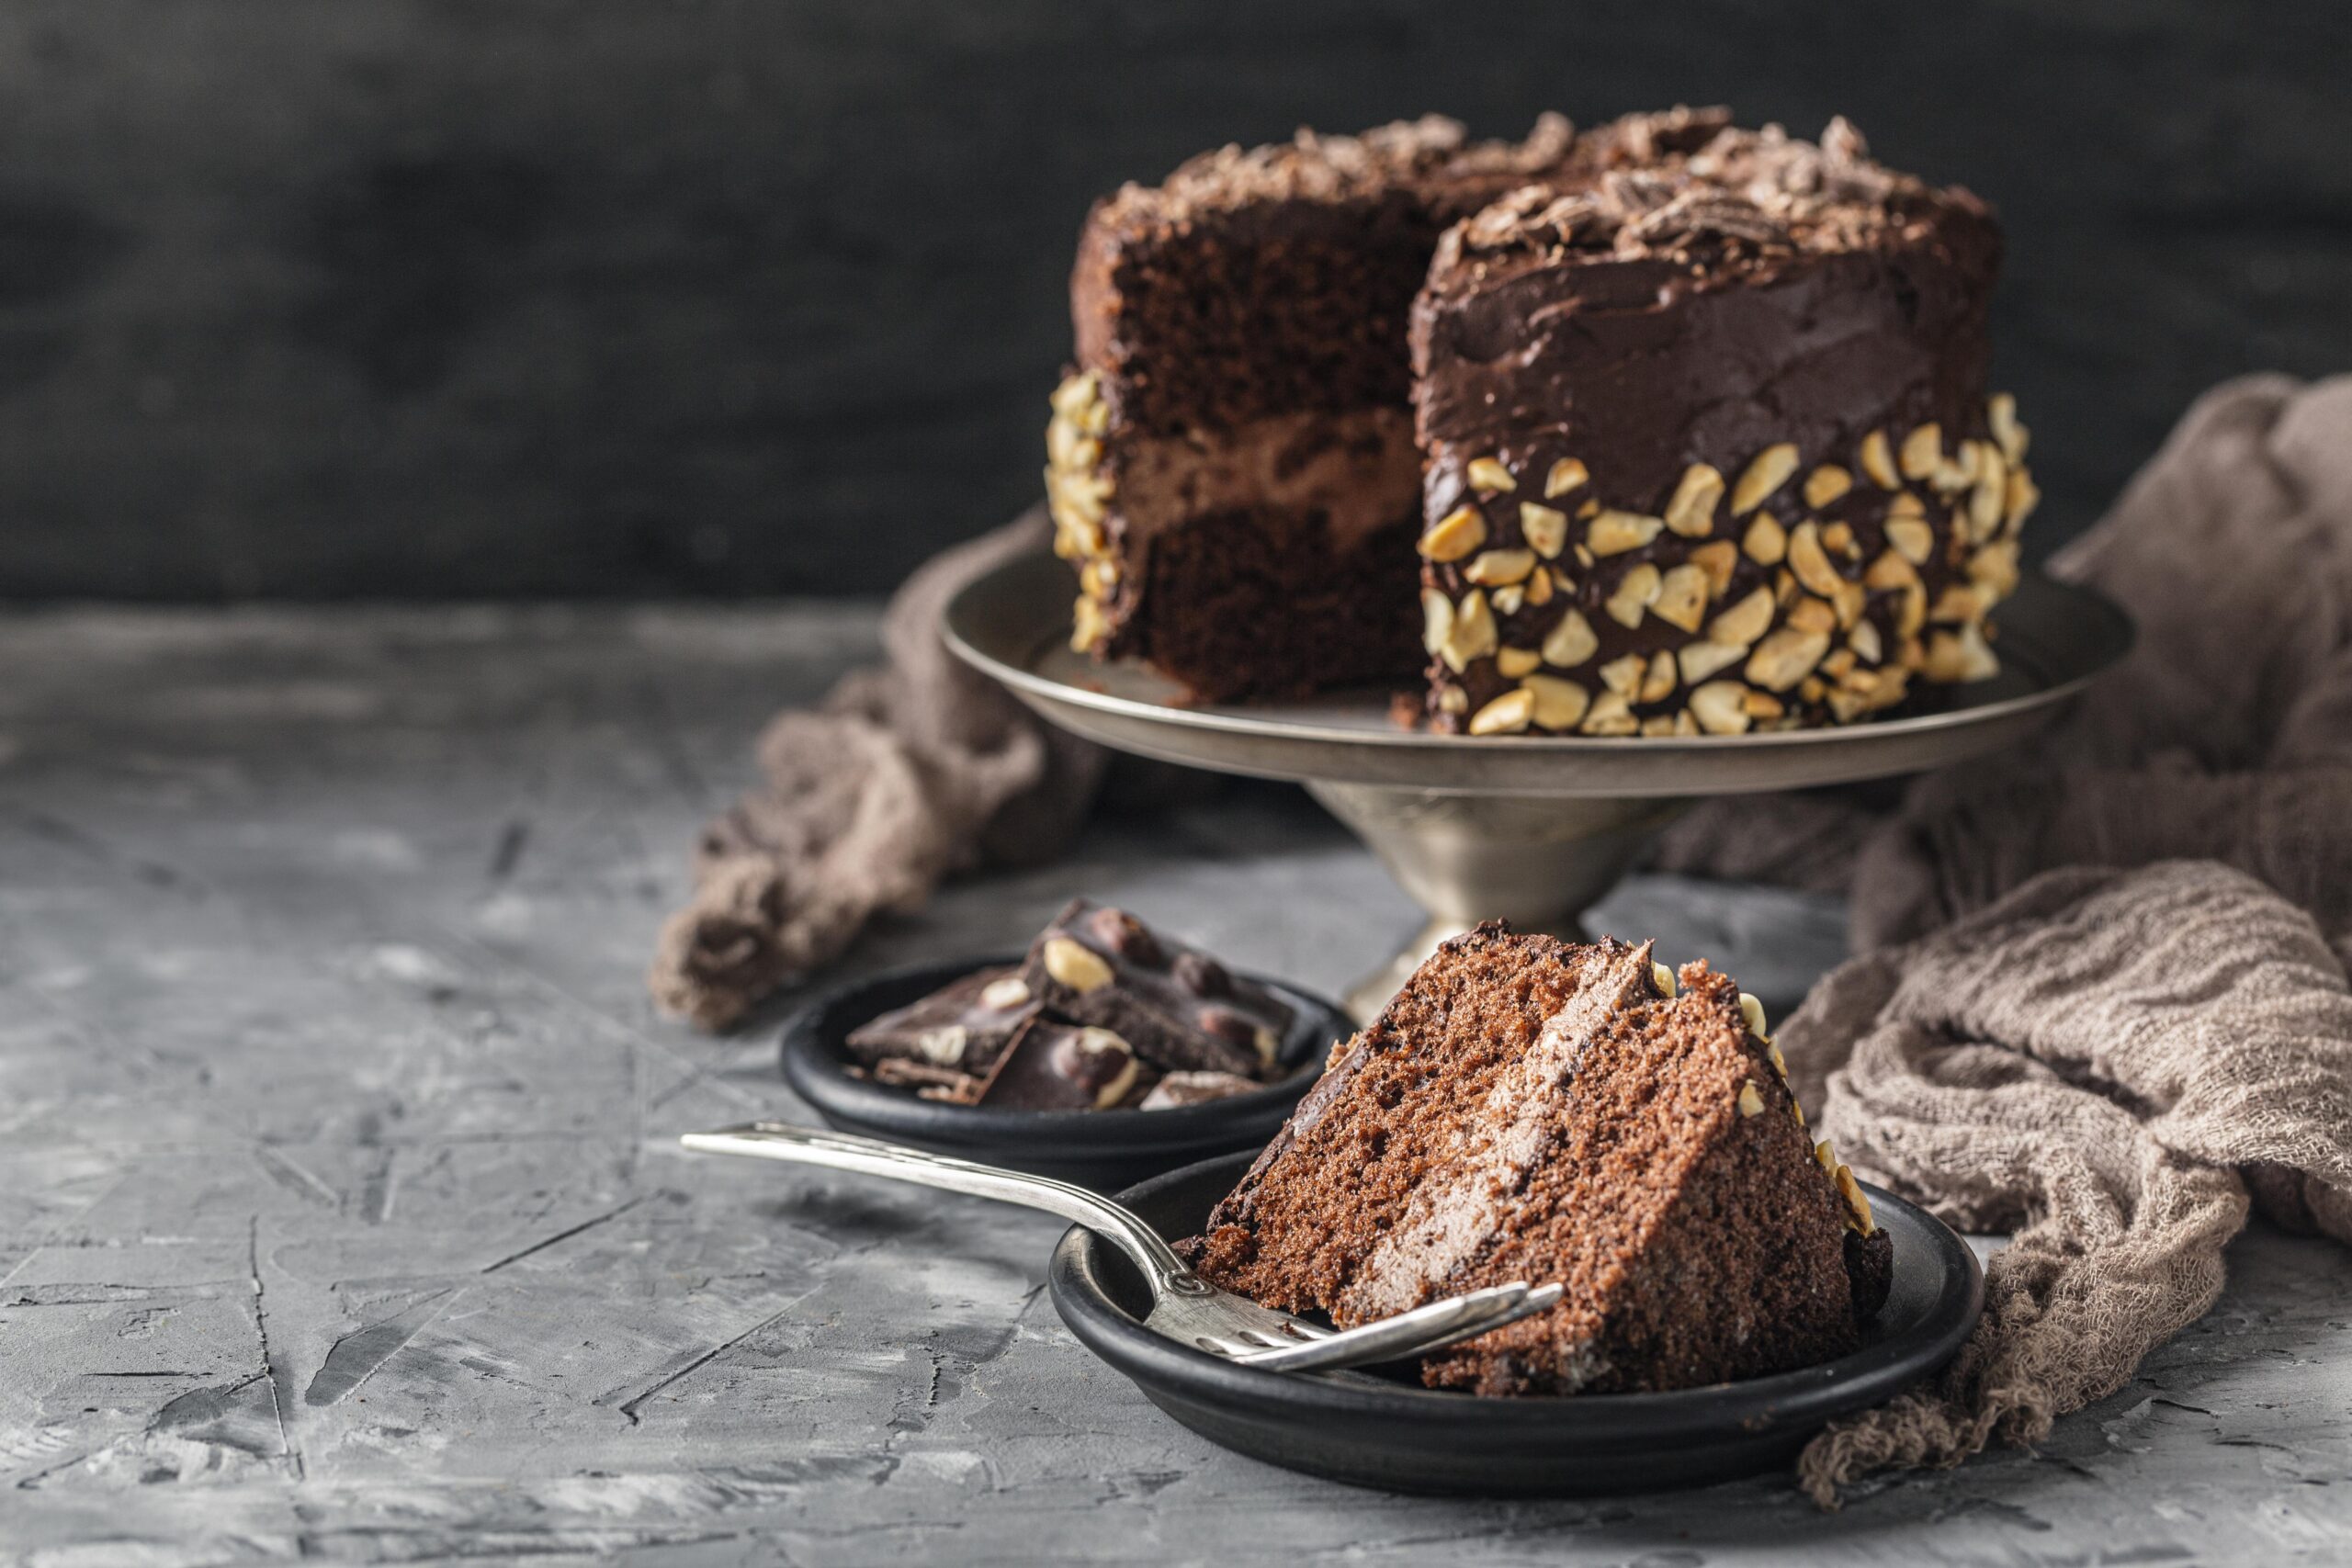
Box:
1049;1151;1984;1495
778;956;1351;1191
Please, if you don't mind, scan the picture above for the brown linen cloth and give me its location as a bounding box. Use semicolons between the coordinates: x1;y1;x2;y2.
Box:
648;512;1104;1029
1740;373;2352;1501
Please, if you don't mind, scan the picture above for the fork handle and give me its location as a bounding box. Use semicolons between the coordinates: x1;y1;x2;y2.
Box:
680;1122;1192;1296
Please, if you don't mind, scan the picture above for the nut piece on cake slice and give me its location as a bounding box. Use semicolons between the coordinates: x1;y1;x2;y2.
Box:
1408;113;2033;737
1018;898;1295;1080
1181;920;1891;1395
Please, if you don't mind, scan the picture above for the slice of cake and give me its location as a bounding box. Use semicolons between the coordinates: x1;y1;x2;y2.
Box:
1183;921;1888;1395
1047;114;1594;701
1409;118;2034;736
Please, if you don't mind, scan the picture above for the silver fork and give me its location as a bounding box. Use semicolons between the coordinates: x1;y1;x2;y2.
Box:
681;1122;1561;1373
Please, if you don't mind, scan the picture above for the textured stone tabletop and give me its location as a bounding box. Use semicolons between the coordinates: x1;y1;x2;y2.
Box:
4;605;2348;1566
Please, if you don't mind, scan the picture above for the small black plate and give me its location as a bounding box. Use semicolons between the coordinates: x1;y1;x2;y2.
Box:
778;956;1351;1192
1049;1151;1984;1495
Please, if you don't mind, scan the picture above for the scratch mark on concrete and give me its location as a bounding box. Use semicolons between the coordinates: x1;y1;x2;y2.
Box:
488;818;530;881
637;675;710;807
608;1305;796;1427
247;1216;302;1479
6;806;213;901
357;1146;398;1224
251;1145;340;1209
304;1290;458;1407
424;919;766;1111
148;1371;277;1456
480;1193;648;1274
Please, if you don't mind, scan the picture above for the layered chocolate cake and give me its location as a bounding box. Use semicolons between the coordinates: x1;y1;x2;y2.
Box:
1048;109;2036;731
1183;922;1888;1395
1412;116;2031;735
1047;114;1590;700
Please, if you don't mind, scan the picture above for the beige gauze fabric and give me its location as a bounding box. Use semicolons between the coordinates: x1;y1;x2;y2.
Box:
1756;374;2352;1502
648;512;1104;1030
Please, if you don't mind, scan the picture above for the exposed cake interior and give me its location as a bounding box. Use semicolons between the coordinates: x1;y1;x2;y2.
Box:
1185;921;1886;1395
1052;116;1589;700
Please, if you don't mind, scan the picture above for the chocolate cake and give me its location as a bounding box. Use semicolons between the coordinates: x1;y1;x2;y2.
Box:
1412;116;2032;735
1184;922;1889;1395
1049;109;2037;732
1048;114;1590;700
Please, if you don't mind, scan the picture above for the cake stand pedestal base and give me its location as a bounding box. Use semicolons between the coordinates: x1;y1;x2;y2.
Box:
1306;784;1690;1021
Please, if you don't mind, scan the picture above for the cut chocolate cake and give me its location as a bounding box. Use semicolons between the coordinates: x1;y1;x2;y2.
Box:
1047;114;1590;700
1183;921;1888;1395
1048;109;2037;732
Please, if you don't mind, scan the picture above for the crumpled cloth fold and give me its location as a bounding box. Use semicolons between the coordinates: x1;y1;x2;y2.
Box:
648;513;1102;1029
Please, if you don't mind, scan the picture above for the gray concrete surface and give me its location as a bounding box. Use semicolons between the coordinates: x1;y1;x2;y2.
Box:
3;604;2348;1565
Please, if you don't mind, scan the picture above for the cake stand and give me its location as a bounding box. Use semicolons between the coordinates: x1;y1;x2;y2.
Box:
943;548;2132;1021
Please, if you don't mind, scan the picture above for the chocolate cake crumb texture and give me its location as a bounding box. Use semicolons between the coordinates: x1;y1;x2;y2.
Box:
1184;920;1890;1395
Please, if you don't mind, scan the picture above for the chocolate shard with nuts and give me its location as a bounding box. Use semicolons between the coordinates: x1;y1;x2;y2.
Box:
866;1057;984;1105
1019;898;1294;1078
1409;114;2029;736
1139;1070;1262;1111
1181;920;1887;1395
843;966;1040;1077
974;1019;1152;1111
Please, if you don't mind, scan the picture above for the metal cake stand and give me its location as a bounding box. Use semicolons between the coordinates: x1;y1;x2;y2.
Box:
944;548;2132;1021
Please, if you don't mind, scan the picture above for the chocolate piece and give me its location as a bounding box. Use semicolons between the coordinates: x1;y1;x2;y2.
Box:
1410;116;2031;736
1171;951;1229;998
843;966;1039;1077
1019;898;1294;1078
1051;114;1592;701
1139;1071;1261;1111
867;1057;983;1104
1184;921;1884;1396
974;1019;1149;1111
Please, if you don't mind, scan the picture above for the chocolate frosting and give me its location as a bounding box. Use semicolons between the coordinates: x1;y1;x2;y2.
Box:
1413;128;2002;522
1408;118;2013;732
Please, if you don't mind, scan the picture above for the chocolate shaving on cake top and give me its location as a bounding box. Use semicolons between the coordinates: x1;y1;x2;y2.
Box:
1095;112;1579;224
1449;115;1966;272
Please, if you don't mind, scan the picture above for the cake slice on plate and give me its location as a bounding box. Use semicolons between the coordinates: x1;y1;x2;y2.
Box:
1184;921;1888;1395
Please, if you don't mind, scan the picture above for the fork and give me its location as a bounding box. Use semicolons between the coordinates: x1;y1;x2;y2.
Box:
680;1122;1561;1373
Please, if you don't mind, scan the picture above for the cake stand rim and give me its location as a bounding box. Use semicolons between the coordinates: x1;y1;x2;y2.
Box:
941;545;2133;799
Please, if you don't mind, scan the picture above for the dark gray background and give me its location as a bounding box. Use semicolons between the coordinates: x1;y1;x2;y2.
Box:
0;0;2343;601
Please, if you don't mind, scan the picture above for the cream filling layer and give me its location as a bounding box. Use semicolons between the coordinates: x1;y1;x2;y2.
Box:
1110;404;1420;554
1338;942;1657;1325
